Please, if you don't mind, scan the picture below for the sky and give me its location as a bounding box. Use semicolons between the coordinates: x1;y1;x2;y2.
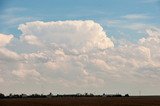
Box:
0;0;160;95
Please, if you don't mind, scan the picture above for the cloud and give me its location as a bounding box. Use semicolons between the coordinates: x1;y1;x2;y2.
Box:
18;20;114;50
118;23;156;31
0;34;20;61
12;63;41;79
0;7;39;26
0;48;20;60
105;19;154;33
141;0;160;3
106;20;121;25
139;28;160;65
0;20;113;90
20;35;42;46
2;7;27;13
0;33;13;47
0;20;160;94
122;23;147;30
0;14;35;26
122;14;150;20
0;77;4;83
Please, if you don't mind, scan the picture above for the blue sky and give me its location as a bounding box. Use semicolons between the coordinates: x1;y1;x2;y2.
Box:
0;0;160;41
0;0;160;95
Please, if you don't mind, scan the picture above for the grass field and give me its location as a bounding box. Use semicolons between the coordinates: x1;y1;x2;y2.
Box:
0;96;160;106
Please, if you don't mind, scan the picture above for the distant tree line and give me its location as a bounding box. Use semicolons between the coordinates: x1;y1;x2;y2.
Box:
0;93;129;99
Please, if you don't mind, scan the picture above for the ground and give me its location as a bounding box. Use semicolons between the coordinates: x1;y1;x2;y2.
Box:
0;96;160;106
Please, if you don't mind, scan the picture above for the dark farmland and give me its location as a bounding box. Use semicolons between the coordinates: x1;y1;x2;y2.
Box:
0;96;160;106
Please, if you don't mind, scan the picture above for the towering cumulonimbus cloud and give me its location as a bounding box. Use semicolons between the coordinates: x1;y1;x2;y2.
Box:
19;20;114;50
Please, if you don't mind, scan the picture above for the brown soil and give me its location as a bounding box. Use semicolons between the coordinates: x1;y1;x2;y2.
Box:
0;96;160;106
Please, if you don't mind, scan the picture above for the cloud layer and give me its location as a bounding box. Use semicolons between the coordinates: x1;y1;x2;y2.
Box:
0;20;160;94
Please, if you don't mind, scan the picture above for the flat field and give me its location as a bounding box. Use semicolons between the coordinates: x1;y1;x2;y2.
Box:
0;96;160;106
